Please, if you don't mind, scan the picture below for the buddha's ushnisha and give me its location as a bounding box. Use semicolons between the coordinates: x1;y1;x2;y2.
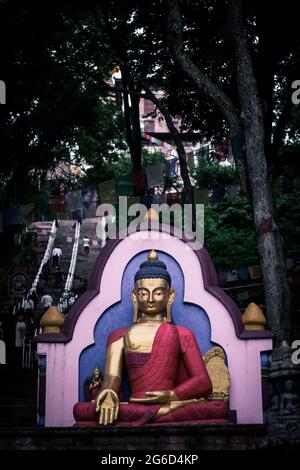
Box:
74;251;229;425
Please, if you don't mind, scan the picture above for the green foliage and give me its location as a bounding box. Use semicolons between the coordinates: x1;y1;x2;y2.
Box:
277;191;300;258
142;150;165;167
193;160;237;189
82;149;165;186
34;185;52;221
204;190;300;268
204;196;259;268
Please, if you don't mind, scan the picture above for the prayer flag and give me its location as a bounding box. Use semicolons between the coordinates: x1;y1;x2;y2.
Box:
65;190;83;211
186;152;195;171
117;175;134;196
164;157;177;177
133;169;146;194
248;265;262;280
286;259;294;270
166;192;180;206
146;164;164;188
152;193;166;205
230;134;245;160
82;186;97;205
211;186;225;203
236;291;250;302
98;179;117;204
226;184;240;202
3;208;22;226
226;269;239;282
140;195;153;209
194;188;209;205
84;201;97;218
20;203;36;225
237;267;249;281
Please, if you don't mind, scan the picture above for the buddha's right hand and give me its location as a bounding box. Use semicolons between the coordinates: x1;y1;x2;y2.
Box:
95;389;119;425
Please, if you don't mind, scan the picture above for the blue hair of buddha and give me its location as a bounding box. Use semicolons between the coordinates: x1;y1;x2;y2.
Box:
134;250;171;286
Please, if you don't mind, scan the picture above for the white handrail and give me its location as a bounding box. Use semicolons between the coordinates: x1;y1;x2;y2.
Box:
13;221;57;316
58;221;80;313
22;338;33;369
31;220;57;293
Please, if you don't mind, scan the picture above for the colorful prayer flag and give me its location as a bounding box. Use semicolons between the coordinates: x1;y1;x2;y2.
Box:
226;269;239;282
166;192;180;206
3;208;22;226
20;203;35;225
230;134;245;160
164;157;177;177
146;164;164;188
194;188;209;205
248;265;262;280
186;152;195;171
133;169;146;194
65;190;83;211
98;179;117;204
117;175;134;196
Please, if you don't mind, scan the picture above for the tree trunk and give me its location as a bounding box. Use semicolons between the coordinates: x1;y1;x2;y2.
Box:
114;65;196;229
229;0;291;343
121;66;142;172
130;93;142;172
138;82;196;231
166;0;292;343
165;0;248;193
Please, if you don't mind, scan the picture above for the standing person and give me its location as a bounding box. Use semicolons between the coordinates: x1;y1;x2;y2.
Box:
170;146;179;176
52;247;62;267
15;315;27;366
54;267;64;288
72;210;83;229
41;261;50;284
82;237;90;255
41;292;53;313
30;289;39;309
24;295;34;319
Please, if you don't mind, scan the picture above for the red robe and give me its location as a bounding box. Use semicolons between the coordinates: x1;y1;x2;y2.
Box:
74;323;229;426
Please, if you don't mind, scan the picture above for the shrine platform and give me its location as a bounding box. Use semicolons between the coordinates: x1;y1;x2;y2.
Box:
0;424;266;450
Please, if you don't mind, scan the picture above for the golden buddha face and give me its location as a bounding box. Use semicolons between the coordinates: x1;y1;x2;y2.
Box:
134;278;174;316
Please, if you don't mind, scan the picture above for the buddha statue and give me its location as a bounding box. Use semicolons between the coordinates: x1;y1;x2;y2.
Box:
73;250;229;426
85;367;103;402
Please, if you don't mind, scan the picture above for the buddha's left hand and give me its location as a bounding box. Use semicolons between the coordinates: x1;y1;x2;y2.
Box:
129;390;178;404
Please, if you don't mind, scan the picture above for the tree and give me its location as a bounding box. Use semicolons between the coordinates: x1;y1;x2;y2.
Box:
0;0;125;207
165;0;298;343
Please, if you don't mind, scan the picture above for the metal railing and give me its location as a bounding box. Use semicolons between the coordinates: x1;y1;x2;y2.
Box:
22;339;34;369
13;220;57;316
30;220;57;293
58;221;81;314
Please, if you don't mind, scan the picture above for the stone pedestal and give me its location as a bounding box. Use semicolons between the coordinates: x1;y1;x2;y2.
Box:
0;424;266;450
262;343;300;448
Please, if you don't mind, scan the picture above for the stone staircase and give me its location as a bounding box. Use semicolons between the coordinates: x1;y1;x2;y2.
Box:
0;364;38;427
0;218;102;428
73;219;102;292
39;219;101;308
